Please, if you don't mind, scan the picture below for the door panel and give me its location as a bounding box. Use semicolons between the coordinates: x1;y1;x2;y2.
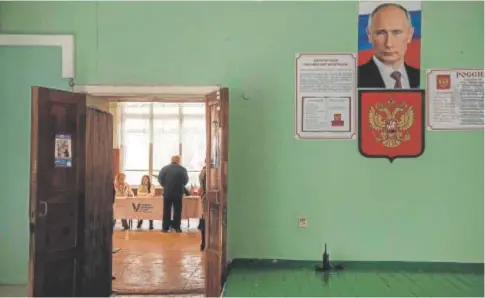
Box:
204;88;229;297
41;257;76;295
80;108;114;296
29;87;86;297
220;90;229;283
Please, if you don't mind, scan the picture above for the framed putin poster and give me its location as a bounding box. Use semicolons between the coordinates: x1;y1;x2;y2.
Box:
357;1;422;90
358;89;425;162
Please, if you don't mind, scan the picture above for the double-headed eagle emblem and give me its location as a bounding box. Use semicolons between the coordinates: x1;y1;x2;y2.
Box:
368;98;414;148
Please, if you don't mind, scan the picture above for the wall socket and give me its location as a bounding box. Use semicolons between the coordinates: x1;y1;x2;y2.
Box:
298;216;308;228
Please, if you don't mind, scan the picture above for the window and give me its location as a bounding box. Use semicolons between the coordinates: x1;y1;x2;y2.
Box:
119;102;206;186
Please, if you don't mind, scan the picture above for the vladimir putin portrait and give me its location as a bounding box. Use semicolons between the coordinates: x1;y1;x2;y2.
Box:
358;3;420;89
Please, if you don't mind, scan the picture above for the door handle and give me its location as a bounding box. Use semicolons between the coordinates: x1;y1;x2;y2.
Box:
38;201;48;217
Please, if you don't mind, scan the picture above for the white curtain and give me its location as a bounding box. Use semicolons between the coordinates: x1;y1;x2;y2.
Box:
118;102;206;186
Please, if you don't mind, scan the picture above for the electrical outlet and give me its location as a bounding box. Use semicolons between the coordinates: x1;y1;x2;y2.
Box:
298;216;308;228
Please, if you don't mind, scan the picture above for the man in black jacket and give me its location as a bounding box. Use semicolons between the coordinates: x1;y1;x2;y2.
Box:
158;155;189;233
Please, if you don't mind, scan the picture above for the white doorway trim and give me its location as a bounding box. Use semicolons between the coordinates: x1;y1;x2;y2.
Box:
0;34;74;78
73;85;220;97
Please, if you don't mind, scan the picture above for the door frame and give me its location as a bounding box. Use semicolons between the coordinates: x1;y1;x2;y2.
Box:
78;84;227;297
73;85;220;97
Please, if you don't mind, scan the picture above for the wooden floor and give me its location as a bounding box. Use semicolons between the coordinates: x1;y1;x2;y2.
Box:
112;219;204;295
114;295;203;298
223;263;485;297
115;296;203;298
1;258;483;297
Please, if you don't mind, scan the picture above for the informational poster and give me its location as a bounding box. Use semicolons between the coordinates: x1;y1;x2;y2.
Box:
295;53;356;139
54;134;72;167
358;1;422;89
427;69;484;131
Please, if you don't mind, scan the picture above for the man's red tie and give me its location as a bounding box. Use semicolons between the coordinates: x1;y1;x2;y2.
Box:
390;71;402;89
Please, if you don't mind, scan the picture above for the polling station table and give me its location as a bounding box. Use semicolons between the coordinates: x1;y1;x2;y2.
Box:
114;196;203;228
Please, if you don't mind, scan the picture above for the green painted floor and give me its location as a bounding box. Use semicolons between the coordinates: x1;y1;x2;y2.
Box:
223;262;484;297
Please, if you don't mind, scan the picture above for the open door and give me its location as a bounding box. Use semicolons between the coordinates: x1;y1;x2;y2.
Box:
204;87;229;297
29;87;86;297
81;108;114;296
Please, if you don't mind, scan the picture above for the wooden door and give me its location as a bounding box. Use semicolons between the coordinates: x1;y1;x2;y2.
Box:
29;87;86;297
80;108;114;296
204;87;229;297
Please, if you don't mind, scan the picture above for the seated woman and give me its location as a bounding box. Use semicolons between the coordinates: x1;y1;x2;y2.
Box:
114;172;134;230
136;175;155;230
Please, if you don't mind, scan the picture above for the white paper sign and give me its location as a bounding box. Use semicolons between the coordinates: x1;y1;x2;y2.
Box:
114;196;203;220
427;69;484;131
114;197;163;220
295;53;356;139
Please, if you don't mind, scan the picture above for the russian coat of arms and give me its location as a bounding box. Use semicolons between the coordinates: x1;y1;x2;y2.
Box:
368;98;414;148
358;90;425;162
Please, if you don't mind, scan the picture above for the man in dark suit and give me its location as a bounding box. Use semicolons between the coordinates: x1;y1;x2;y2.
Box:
358;3;420;89
158;155;189;233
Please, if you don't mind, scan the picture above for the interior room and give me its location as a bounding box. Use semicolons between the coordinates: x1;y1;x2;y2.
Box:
105;99;206;294
0;1;483;297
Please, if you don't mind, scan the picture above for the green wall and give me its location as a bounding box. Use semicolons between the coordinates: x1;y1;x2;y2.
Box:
0;1;483;284
0;46;70;284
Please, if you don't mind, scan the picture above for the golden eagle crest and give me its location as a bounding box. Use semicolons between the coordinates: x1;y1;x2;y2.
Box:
368;98;414;148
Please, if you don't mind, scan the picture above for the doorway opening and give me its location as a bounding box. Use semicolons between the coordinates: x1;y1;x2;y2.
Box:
28;85;228;297
107;98;206;295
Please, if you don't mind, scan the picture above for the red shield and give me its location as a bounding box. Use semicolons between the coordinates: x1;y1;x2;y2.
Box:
358;90;425;162
436;74;451;90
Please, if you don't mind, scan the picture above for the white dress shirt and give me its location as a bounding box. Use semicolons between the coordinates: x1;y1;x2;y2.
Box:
373;56;410;89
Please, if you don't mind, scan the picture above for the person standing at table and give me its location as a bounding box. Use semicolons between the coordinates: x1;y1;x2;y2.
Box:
158;155;189;233
137;175;155;230
114;172;133;230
